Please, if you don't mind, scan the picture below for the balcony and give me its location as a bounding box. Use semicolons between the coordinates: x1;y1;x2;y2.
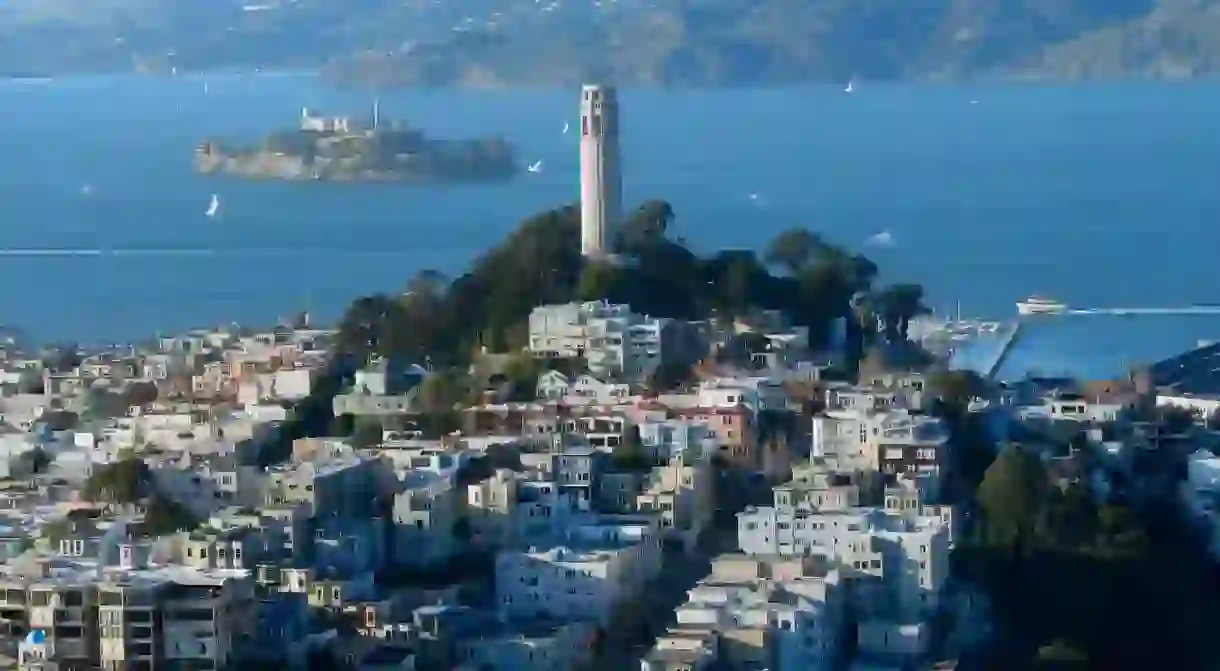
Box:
53;608;85;625
125;642;155;659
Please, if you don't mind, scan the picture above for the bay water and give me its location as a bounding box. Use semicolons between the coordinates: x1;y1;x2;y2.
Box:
1;73;1218;378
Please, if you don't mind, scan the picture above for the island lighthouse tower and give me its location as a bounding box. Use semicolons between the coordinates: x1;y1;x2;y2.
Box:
579;84;623;258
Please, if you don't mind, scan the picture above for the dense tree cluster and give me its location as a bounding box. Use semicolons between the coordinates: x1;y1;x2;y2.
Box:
950;426;1220;669
610;424;655;471
257;357;356;467
336;200;928;371
83;458;150;503
17;446;52;476
43;346;82;374
82;382;161;420
80;457;200;536
139;495;200;537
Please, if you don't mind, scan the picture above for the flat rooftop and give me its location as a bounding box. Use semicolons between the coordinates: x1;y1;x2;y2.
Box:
1152;342;1220;396
0;555;249;588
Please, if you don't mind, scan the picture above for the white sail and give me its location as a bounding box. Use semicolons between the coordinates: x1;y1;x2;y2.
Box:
205;194;220;218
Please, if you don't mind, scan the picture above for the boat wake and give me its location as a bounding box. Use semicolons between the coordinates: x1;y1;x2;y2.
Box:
0;248;215;257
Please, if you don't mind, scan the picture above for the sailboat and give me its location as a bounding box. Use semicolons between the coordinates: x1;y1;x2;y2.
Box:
844;79;854;93
562;122;570;134
205;194;220;218
866;230;895;247
527;160;543;173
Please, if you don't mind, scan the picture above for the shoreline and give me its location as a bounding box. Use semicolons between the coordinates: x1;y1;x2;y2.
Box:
4;68;1219;90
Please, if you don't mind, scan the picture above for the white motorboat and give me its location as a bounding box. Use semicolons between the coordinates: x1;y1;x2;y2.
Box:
1016;296;1067;315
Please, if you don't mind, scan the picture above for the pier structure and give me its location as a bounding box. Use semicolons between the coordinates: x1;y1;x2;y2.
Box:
1059;306;1220;316
943;320;1022;381
980;321;1022;380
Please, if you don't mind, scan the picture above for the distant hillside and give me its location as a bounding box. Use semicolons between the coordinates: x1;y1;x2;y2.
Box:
5;0;1220;84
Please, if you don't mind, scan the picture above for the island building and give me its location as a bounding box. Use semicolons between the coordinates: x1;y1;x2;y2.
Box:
299;101;382;135
299;107;353;134
579;84;624;259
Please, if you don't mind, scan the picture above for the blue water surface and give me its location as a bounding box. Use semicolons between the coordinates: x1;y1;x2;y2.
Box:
1;73;1218;376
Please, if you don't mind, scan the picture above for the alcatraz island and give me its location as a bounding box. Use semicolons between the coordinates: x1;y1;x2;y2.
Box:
194;105;518;183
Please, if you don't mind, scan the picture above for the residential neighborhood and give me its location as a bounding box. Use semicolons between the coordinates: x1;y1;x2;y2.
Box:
0;295;1216;671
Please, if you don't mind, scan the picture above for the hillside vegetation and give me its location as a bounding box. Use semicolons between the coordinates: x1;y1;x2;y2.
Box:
4;0;1220;83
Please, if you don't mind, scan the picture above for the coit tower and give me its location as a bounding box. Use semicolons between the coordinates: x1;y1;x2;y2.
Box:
579;84;623;258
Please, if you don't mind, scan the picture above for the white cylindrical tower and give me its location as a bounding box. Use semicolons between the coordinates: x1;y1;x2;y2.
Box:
579;84;623;258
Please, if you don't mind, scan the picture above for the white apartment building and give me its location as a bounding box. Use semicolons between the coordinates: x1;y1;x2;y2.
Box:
528;301;664;379
392;476;460;569
698;376;787;413
812;409;948;483
1157;392;1220;418
495;516;662;626
737;506;951;623
467;468;519;549
857;372;932;412
455;617;596;671
636;418;717;462
513;478;581;548
1015;391;1125;424
640;628;720;671
635;452;715;552
535;371;631;405
264;449;387;518
773;466;861;511
657;554;845;671
1188;449;1220;491
234;366;315;405
3;549;255;671
823;384;906;414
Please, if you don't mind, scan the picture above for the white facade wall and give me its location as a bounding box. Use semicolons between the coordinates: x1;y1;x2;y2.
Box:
737;507;950;621
527;301;665;378
496;519;661;625
1188;450;1220;491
